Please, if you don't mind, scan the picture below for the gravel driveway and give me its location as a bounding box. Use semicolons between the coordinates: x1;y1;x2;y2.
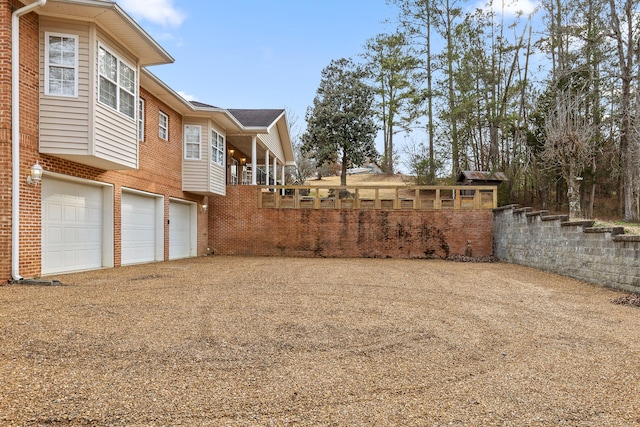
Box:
1;256;639;426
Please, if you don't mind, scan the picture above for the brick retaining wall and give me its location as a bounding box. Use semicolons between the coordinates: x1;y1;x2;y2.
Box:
208;186;494;259
494;205;640;293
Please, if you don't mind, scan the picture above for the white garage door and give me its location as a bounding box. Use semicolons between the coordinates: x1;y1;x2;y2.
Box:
121;192;158;265
169;201;193;260
42;178;103;275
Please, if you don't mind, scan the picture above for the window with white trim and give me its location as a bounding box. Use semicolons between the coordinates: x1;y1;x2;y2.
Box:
45;32;78;97
211;130;225;165
184;125;201;159
138;98;145;141
159;111;168;140
98;44;136;119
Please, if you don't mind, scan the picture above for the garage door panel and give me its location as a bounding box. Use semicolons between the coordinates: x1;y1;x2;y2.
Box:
46;203;63;221
121;192;159;265
169;202;193;260
78;248;101;265
78;226;101;243
64;205;77;221
42;178;104;275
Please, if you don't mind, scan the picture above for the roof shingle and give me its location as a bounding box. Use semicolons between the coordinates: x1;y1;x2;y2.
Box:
227;109;284;128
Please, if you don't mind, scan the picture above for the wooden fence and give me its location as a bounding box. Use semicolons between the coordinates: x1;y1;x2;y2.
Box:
258;185;497;210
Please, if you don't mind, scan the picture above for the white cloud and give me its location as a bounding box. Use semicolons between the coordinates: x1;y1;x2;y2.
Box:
493;0;539;17
473;0;540;18
119;0;186;28
177;91;198;102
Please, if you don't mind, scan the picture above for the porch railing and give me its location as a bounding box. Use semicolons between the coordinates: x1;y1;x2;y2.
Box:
258;185;497;210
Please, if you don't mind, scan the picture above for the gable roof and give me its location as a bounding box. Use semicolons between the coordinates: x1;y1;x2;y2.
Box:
227;108;294;165
227;109;285;129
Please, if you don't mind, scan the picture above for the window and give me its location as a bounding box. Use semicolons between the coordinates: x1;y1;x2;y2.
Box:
138;98;145;141
45;32;78;97
211;130;225;165
184;125;201;159
98;44;136;119
159;111;168;140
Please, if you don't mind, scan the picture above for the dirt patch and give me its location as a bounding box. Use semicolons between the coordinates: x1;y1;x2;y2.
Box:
1;256;640;425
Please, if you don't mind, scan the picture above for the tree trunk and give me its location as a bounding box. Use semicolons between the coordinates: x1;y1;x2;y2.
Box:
568;165;581;219
426;0;435;184
445;0;459;177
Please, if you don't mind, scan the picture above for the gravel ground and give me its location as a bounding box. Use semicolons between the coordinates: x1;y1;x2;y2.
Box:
1;256;640;426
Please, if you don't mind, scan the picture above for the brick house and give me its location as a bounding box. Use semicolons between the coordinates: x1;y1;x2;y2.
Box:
2;0;295;281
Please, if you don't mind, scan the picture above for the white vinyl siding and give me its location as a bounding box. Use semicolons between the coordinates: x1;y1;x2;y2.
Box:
209;162;226;195
98;43;136;119
45;32;78;97
259;126;285;161
39;22;138;170
94;100;138;169
182;120;226;196
159;111;169;140
185;125;201;160
181;160;209;193
39;20;91;156
93;38;139;169
182;119;209;193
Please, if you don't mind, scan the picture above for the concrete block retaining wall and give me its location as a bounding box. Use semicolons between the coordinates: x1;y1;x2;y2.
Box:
494;205;640;293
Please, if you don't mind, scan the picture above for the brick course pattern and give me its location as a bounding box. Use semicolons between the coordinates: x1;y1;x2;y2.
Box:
208;186;494;259
493;205;640;293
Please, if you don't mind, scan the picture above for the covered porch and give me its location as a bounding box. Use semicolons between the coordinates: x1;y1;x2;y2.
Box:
226;136;288;185
225;109;296;186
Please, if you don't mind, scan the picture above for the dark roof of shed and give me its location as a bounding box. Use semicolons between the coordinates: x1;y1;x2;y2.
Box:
456;171;508;182
227;109;285;128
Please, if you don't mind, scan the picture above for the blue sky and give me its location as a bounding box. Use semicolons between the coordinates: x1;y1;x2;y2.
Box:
119;0;539;168
120;0;398;133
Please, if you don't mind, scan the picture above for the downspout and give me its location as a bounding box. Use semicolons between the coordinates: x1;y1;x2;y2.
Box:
12;0;47;281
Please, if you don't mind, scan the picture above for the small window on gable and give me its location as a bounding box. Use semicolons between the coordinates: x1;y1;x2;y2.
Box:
138;98;145;141
211;130;225;166
184;125;201;160
98;44;136;119
159;111;169;140
45;32;78;97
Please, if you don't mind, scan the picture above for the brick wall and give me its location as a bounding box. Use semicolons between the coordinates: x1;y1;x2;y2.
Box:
494;205;640;293
0;0;10;277
0;1;41;280
208;186;494;259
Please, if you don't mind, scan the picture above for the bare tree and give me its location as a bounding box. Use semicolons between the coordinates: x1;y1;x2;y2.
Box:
403;139;444;184
285;108;314;184
542;90;597;218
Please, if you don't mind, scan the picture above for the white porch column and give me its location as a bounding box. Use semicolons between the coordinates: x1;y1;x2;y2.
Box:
273;157;278;185
281;162;286;195
251;136;257;185
265;149;270;186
